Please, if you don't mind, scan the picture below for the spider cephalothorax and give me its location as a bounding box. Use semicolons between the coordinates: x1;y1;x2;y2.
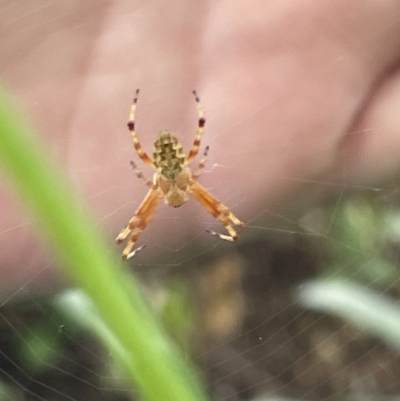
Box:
116;89;244;259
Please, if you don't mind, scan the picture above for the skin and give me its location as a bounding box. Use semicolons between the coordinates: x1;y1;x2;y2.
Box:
1;0;400;297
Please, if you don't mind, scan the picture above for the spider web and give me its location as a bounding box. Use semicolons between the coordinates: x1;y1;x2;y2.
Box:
2;2;400;400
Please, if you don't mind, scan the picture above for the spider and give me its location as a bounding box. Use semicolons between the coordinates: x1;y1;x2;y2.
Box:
116;89;244;260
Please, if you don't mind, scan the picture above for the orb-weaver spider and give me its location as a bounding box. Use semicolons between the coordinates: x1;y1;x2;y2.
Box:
116;89;244;259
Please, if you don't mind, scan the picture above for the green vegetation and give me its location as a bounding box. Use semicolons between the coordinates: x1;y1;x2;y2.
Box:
0;87;209;401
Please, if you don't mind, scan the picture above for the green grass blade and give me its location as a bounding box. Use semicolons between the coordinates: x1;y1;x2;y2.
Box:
298;279;400;349
0;86;209;401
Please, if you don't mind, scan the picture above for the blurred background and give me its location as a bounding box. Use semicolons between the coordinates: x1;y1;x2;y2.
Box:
2;1;400;400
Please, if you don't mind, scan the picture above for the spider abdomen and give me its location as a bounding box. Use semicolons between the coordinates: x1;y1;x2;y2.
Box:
153;131;186;180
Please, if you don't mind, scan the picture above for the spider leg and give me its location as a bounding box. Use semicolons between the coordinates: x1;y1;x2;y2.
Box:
185;90;206;164
130;160;154;189
116;187;162;259
190;181;244;241
192;146;209;179
127;89;155;168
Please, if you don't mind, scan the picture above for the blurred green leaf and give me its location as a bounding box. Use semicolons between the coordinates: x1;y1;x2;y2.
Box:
0;86;210;401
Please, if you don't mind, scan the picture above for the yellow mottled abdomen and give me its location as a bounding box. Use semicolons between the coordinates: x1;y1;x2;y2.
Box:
153;131;186;180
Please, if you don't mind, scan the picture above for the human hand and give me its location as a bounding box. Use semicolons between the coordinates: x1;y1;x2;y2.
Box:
2;0;400;297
